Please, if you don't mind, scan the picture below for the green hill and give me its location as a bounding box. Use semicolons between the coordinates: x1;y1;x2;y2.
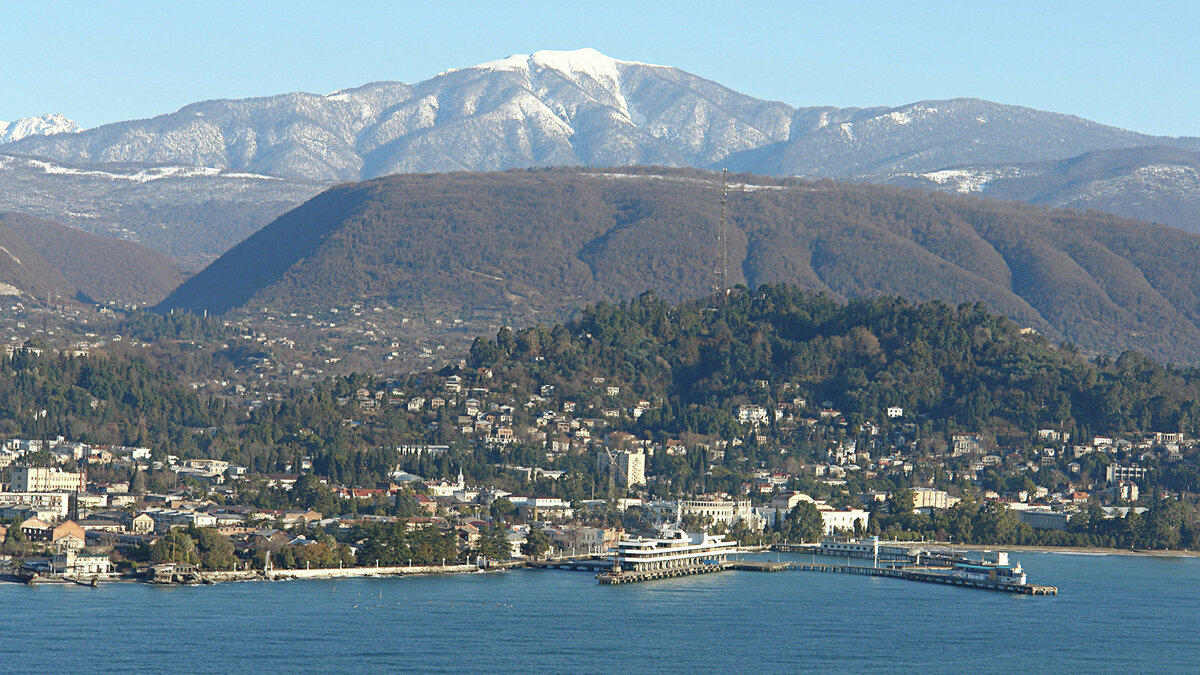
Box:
454;287;1200;465
158;167;1200;364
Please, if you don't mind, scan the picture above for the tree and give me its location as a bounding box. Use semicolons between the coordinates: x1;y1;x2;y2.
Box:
150;530;198;564
490;497;517;520
889;488;915;516
189;526;236;569
785;502;826;543
290;474;338;516
474;525;512;561
521;529;552;558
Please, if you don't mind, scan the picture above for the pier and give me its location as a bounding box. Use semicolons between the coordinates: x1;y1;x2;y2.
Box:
785;562;1057;595
527;559;611;573
587;558;1056;594
596;562;726;584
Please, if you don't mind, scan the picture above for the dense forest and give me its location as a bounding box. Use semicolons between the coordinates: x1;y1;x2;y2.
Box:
160;166;1200;364
467;285;1200;443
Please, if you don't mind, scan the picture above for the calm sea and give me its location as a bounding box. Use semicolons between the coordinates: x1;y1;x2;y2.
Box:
3;551;1198;673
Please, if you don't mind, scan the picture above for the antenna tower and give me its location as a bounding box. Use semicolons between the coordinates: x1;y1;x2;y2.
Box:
715;168;729;304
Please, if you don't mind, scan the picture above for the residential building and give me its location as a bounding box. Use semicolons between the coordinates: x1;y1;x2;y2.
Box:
1106;465;1148;484
817;506;870;535
598;449;646;489
0;492;70;519
678;497;756;528
911;487;951;510
1015;508;1070;531
50;549;113;576
10;466;86;493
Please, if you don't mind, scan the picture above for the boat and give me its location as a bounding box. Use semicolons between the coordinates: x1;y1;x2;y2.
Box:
946;551;1027;585
597;525;739;584
609;528;739;573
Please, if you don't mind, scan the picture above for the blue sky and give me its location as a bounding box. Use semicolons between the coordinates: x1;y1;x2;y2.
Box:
3;0;1197;136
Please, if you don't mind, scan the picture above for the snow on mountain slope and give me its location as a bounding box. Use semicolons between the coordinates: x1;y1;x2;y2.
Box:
2;48;1198;266
0;113;82;143
0;49;793;181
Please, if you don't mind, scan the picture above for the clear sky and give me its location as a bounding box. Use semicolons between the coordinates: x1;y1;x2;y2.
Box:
3;0;1197;137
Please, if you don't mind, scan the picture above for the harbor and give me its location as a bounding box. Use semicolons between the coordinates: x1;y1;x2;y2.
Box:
528;532;1059;595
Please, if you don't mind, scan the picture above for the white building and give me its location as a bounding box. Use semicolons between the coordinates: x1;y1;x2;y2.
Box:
817;506;870;535
677;497;759;529
598;450;646;489
737;405;770;425
51;549;113;576
10;466;86;493
0;492;70;519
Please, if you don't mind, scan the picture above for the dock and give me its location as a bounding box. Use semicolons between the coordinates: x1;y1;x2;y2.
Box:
787;562;1058;595
726;560;791;572
527;559;611;573
596;562;726;584
586;559;1055;594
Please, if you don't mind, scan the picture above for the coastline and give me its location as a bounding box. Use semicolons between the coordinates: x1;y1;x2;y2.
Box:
1;561;524;586
914;541;1200;559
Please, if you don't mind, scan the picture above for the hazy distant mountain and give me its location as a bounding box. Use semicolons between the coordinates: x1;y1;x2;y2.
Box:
889;145;1200;235
0;212;185;305
0;113;81;143
0;153;324;267
3;48;1198;265
158;167;1200;365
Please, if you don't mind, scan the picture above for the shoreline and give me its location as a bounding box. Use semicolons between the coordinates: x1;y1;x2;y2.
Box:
1;561;523;586
901;541;1200;559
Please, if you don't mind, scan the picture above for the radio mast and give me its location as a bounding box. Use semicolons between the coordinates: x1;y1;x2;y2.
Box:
715;168;729;304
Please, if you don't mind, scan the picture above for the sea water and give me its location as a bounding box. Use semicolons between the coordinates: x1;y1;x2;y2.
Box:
3;551;1198;673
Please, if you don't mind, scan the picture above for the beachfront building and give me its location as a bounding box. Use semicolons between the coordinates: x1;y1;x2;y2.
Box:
817;506;870;535
50;549;113;576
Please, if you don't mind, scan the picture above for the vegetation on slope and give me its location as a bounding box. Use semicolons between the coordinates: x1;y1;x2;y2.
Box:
159;167;1200;364
0;212;186;305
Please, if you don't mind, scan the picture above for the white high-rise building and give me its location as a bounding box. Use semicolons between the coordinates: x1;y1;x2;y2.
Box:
599;450;646;489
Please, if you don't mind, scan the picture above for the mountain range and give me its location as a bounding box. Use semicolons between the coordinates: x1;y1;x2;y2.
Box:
2;49;1199;265
889;145;1200;235
158;167;1200;365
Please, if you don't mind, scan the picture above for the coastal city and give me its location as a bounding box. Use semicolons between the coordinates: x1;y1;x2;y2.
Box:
2;300;1193;589
8;5;1200;671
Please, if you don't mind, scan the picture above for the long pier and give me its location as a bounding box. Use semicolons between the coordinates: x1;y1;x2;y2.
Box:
784;562;1057;595
586;558;1056;594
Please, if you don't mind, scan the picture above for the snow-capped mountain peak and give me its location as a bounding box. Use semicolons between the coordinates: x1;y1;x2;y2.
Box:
467;48;659;83
0;113;82;143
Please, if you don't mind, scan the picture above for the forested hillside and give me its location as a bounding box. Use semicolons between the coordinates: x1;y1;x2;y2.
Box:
14;287;1200;487
0;212;186;304
160;167;1200;364
467;287;1200;445
0;217;79;301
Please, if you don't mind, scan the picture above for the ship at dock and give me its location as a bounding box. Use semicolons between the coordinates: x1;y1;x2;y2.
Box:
595;527;739;584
